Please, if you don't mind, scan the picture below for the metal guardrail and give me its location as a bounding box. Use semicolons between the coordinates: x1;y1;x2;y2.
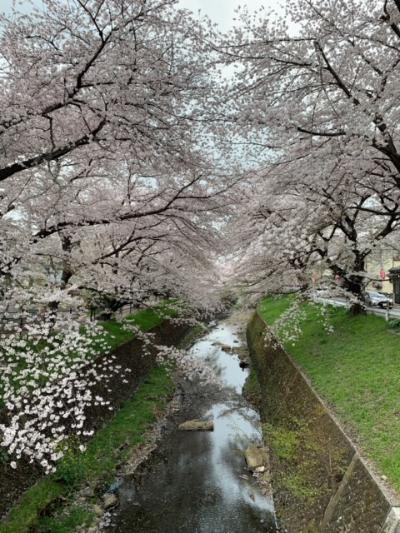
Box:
313;297;400;321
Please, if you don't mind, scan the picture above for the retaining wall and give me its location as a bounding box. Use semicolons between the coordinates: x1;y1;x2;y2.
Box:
247;312;400;533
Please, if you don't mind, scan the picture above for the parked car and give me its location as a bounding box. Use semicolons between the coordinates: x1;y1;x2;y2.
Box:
365;291;393;308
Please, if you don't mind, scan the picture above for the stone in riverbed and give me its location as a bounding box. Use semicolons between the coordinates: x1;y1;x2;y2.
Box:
211;342;233;352
93;504;104;517
244;446;269;470
178;419;214;431
103;493;119;509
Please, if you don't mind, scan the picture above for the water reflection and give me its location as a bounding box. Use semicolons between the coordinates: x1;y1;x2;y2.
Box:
190;325;248;393
110;321;276;532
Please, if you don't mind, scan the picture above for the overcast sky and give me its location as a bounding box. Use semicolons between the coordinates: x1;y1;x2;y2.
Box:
2;0;283;31
178;0;283;31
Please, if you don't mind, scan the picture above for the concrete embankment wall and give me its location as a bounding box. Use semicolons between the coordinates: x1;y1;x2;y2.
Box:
247;312;400;533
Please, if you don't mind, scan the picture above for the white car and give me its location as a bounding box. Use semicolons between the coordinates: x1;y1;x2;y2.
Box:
365;291;393;308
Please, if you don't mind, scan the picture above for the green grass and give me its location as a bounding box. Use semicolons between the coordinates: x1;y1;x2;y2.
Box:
258;294;294;325
0;481;65;533
99;301;179;350
0;365;174;533
36;506;94;533
259;296;400;493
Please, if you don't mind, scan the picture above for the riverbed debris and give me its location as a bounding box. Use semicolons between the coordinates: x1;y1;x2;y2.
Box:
211;341;249;359
178;419;214;431
211;342;233;352
103;493;119;509
244;446;269;470
93;504;104;517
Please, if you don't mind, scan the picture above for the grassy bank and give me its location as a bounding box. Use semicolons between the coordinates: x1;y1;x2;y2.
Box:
0;303;179;533
1;366;174;533
259;296;400;493
100;301;179;350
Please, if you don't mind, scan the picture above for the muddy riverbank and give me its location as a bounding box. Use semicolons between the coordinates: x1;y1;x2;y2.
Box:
106;317;277;533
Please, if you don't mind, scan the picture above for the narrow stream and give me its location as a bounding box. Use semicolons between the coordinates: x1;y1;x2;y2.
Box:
109;320;277;532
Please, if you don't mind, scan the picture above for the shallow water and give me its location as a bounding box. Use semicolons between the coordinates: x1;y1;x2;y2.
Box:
109;321;277;532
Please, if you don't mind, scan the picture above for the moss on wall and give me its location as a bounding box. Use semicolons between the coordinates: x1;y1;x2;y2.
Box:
247;312;392;533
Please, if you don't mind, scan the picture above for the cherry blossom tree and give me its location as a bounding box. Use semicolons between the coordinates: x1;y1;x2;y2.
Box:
229;156;400;302
223;0;400;301
0;0;230;312
0;0;231;473
20;160;229;313
0;0;212;182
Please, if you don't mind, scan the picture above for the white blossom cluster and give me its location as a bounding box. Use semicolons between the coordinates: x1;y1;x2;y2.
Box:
266;298;334;348
0;309;124;473
155;343;219;385
264;299;308;349
122;316;220;384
